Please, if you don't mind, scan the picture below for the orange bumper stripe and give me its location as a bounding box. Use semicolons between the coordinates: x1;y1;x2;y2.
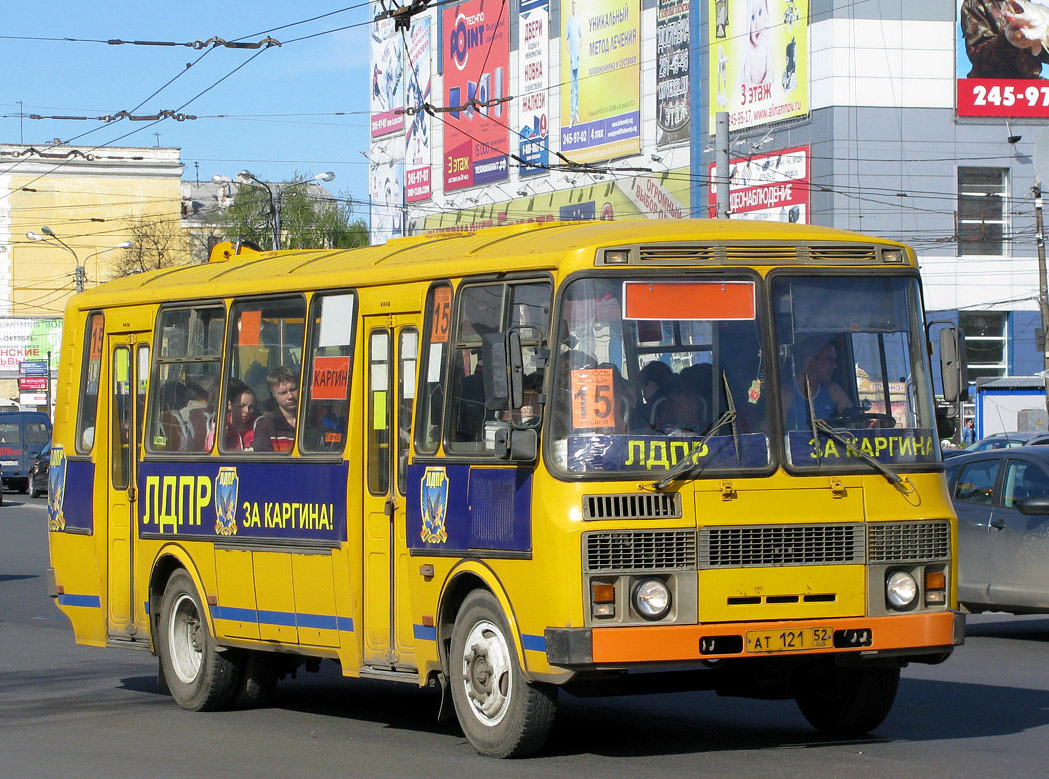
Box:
592;611;957;663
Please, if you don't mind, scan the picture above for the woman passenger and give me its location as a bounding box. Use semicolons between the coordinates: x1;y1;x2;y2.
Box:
223;383;259;451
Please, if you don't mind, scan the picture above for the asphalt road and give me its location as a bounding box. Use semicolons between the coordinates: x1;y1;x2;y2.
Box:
3;493;1049;777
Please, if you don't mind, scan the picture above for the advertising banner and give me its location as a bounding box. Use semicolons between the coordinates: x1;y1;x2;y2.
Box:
559;0;642;164
0;318;62;378
708;0;809;132
370;159;404;245
656;0;690;146
707;145;810;223
519;0;550;177
957;0;1049;117
405;17;433;202
442;0;510;191
369;3;405;138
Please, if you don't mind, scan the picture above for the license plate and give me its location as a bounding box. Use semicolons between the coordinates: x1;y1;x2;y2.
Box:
0;460;17;467
745;627;833;653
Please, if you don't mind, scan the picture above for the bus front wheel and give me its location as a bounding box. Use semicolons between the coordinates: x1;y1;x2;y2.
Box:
158;569;240;711
449;590;557;758
794;662;900;735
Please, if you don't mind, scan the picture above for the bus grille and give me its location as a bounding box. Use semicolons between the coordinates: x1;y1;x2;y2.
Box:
636;244;879;265
583;493;682;520
584;530;697;572
867;521;950;563
698;524;865;568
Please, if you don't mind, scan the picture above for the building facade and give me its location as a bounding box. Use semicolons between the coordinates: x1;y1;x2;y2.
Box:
0;143;182;406
368;0;1049;386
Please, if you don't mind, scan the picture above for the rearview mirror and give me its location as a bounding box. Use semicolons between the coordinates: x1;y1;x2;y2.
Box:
939;327;969;403
1016;494;1049;515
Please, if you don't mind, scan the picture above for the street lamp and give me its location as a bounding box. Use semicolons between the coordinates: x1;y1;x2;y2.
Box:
26;225;85;293
84;241;134;283
214;171;336;251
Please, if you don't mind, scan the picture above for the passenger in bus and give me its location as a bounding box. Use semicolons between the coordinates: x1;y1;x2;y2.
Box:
453;354;487;443
253;366;299;453
223;382;259;451
661;364;713;434
178;380;213;451
781;336;852;429
157;381;190;451
634;360;673;431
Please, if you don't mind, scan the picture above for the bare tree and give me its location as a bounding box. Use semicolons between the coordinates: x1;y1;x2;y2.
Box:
111;216;193;278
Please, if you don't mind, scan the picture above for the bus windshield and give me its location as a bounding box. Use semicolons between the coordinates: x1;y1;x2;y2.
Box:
772;273;938;469
549;274;772;475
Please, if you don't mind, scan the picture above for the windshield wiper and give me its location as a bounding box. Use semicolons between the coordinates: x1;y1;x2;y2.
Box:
810;417;911;493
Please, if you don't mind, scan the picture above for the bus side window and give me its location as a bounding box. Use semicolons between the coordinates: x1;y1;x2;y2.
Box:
301;292;356;454
398;328;418;494
77;312;104;453
146;306;225;453
415;282;451;455
222;296;306;454
447;284;503;451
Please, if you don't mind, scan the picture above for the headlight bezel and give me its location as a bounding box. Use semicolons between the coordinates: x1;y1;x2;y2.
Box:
632;577;672;621
885;569;919;610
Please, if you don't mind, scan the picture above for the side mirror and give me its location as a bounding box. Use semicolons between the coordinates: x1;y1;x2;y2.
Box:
1016;494;1049;515
493;426;538;461
939;326;969;403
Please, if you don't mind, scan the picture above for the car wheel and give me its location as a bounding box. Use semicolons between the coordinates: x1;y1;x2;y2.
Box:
449;590;557;758
157;569;241;711
30;472;43;498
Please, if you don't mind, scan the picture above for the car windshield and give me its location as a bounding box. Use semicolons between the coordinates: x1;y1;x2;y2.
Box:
548;275;771;476
771;274;938;469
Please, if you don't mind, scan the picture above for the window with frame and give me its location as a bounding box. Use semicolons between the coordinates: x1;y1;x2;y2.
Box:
147;306;225;453
223;296;306;454
958;167;1008;256
76;312;104;453
300;292;356;454
953;459;999;505
415;282;452;454
445;280;551;454
960;311;1007;380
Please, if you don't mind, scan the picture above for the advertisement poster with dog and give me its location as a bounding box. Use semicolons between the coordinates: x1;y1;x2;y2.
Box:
369;3;405;138
957;0;1049;116
708;0;809;132
559;0;642;164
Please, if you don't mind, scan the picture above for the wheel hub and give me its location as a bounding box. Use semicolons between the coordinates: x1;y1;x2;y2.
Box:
461;621;512;725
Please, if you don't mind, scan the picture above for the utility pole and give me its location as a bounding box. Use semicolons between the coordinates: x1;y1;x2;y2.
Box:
1036;184;1049;371
715;111;730;219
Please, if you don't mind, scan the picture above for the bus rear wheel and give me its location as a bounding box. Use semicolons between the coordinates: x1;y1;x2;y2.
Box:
158;569;241;711
794;662;900;735
449;590;557;758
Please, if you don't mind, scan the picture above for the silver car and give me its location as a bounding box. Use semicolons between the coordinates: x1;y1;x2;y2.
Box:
945;448;1049;614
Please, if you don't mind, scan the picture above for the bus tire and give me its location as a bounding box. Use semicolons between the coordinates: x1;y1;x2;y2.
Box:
232;650;279;708
449;590;557;758
794;663;900;735
158;569;241;712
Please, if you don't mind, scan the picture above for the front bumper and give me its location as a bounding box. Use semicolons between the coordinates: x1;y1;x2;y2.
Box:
546;610;964;667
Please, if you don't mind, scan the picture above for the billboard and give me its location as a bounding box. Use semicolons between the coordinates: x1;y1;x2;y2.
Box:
442;0;510;191
708;0;809;132
369;3;405;138
559;0;642;164
0;317;62;379
957;0;1049;117
370;159;404;245
405;17;433;202
707;145;810;223
656;0;690;146
519;0;550;177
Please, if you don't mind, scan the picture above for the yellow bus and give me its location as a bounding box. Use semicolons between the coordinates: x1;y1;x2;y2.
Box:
47;219;964;758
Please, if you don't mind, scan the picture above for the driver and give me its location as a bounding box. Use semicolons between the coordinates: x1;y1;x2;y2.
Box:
782;337;853;429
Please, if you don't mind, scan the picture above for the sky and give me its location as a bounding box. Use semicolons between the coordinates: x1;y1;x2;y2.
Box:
1;1;373;216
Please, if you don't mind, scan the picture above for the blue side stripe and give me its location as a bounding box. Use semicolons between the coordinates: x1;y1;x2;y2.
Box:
521;633;546;652
211;605;354;632
57;593;101;608
414;624;437;641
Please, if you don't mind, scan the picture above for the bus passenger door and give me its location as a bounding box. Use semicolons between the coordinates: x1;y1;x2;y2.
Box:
106;332;150;644
362;317;418;669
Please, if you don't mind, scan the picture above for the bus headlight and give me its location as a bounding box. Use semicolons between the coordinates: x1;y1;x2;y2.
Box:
633;578;671;620
886;570;918;610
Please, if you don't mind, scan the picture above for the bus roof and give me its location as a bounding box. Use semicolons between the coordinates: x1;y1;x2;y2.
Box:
68;219;911;311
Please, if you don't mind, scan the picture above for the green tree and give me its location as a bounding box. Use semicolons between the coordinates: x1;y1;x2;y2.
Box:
217;174;369;250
